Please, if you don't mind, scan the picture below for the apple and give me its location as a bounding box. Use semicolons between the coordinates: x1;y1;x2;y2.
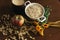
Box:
12;15;24;26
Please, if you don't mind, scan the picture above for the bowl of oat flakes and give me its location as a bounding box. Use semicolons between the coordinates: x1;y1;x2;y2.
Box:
25;1;46;22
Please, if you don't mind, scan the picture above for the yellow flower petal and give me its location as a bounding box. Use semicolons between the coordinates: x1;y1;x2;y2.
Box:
39;29;44;36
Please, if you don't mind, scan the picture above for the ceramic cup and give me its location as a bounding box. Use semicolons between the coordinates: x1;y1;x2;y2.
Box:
25;1;46;22
12;0;24;6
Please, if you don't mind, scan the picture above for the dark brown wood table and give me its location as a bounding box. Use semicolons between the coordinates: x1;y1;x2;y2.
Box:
0;0;60;40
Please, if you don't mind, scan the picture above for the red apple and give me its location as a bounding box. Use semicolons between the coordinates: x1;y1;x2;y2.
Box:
12;15;24;26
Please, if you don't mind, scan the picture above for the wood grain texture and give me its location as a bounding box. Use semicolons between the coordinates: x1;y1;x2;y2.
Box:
0;0;60;40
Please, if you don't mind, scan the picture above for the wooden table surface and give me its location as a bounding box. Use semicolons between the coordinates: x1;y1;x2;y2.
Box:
0;0;60;40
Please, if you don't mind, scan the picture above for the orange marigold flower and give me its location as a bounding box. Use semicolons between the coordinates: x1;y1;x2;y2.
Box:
42;23;49;29
33;21;39;25
36;25;44;36
36;25;43;32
